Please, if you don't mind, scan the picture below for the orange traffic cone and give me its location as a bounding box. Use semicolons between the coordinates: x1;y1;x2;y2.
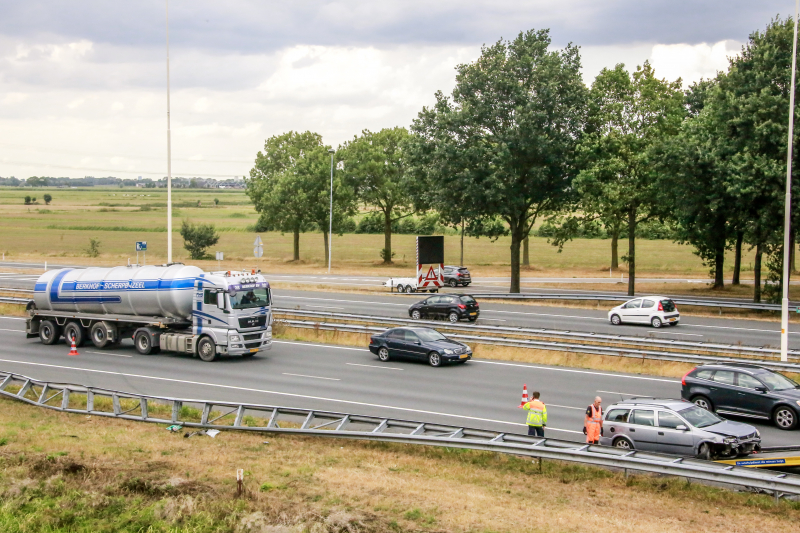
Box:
68;338;79;356
518;384;529;408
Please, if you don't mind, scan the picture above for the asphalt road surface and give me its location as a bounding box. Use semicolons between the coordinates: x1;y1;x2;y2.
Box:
0;315;797;449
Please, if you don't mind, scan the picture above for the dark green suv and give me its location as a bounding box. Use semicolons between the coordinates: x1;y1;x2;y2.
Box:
681;363;800;430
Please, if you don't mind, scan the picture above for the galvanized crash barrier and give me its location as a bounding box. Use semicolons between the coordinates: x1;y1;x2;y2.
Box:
1;370;798;500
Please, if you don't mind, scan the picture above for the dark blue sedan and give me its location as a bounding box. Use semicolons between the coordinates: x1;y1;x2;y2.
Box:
368;327;472;367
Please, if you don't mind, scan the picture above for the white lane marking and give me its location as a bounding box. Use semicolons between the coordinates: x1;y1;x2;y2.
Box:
0;328;23;332
346;363;403;371
480;318;507;322
85;350;132;358
471;360;678;383
596;390;643;396
283;373;340;381
0;317;26;321
305;305;346;310
276;295;409;307
649;331;704;337
0;356;580;433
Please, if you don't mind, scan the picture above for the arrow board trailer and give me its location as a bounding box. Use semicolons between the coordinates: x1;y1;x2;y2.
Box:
26;264;273;362
384;236;444;293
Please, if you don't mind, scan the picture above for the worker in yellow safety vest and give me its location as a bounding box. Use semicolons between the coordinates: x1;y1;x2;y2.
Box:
523;391;547;437
585;396;603;444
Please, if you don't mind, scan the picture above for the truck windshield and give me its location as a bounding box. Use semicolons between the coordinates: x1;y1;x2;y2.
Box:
230;288;270;309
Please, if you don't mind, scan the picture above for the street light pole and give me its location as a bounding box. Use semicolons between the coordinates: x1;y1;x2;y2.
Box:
781;0;800;363
328;148;335;273
166;0;173;264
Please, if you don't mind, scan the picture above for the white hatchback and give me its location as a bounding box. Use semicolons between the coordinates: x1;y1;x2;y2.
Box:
608;296;680;328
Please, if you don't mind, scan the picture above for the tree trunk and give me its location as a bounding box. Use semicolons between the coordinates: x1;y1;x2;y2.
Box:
522;235;530;267
323;230;329;269
610;225;619;270
509;224;523;294
383;210;393;264
753;243;763;303
293;228;300;261
460;218;465;267
627;209;636;296
732;231;743;285
713;245;724;289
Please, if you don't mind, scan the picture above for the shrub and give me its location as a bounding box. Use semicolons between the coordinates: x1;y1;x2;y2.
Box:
24;196;31;205
180;220;220;260
214;198;219;206
86;238;101;257
379;248;396;262
43;194;52;205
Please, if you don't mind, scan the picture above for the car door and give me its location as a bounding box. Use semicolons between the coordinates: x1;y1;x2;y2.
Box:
709;370;740;413
603;408;631;444
640;299;656;323
656;410;695;455
419;297;436;317
386;329;409;358
628;409;660;450
424;296;442;318
435;296;455;318
733;372;773;419
619;299;643;323
403;330;428;360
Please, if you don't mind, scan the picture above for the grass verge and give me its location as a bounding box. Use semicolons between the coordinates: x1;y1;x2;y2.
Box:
1;395;800;532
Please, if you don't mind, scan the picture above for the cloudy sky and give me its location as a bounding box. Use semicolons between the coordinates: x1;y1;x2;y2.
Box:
0;1;792;181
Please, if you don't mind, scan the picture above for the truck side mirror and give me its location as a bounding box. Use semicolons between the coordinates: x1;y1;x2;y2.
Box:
217;292;225;309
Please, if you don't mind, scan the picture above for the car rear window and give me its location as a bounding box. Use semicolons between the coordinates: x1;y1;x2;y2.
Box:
459;296;476;304
630;410;655;426
606;409;630;422
661;299;676;312
458;268;470;273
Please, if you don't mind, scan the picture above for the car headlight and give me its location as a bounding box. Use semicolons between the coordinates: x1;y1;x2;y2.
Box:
755;429;761;438
230;335;241;342
723;437;737;444
444;349;454;354
796;401;800;407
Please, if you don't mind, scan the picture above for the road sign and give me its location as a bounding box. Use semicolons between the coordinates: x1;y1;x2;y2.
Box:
216;251;224;261
254;246;263;258
253;235;263;246
135;241;147;251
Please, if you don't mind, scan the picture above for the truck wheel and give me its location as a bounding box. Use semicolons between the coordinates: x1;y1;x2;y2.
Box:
134;330;158;355
396;285;405;293
90;322;111;348
406;286;415;293
39;320;61;345
197;337;217;362
64;322;86;347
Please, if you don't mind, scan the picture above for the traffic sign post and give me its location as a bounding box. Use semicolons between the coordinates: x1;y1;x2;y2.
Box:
254;235;263;270
216;251;223;271
135;241;147;265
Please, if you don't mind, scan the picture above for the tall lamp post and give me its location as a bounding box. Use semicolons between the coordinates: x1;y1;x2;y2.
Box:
327;148;335;273
781;0;800;363
165;0;173;263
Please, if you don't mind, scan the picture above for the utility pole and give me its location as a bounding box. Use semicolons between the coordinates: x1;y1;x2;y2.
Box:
328;148;335;273
166;0;173;263
781;0;799;363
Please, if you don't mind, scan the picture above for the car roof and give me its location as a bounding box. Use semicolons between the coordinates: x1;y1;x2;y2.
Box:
693;363;770;374
607;398;692;410
624;296;673;300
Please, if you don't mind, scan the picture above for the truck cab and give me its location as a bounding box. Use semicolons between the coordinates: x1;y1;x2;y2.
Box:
193;271;273;358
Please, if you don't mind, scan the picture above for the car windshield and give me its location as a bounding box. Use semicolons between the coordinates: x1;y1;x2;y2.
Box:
678;405;721;428
414;329;447;342
229;288;270;309
757;371;799;391
459;296;476;304
661;299;676;312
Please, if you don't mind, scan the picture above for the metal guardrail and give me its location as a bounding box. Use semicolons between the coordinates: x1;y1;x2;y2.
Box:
469;292;789;311
1;370;798;500
0;296;31;305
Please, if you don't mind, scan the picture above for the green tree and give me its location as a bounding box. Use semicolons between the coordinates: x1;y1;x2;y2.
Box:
574;62;684;296
23;195;31;205
180;220;219;260
213;198;219;206
43;194;52;205
407;29;587;291
340;127;415;264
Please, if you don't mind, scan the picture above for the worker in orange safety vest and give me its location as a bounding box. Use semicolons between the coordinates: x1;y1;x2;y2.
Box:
584;396;603;444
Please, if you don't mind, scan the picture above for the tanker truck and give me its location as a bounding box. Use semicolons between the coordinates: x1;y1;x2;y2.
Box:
25;264;272;362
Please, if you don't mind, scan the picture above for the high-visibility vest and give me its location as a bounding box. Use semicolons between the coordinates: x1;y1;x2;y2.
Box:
585;405;602;441
523;399;547;427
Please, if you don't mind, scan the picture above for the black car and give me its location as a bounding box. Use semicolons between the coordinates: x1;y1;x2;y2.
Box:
681;363;800;430
408;294;480;322
442;266;471;287
368;327;472;366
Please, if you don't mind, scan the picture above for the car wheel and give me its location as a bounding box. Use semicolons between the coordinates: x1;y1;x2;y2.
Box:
64;322;86;347
610;314;621;326
134;330;156;355
773;406;798;430
448;311;459;323
613;438;632;450
428;351;442;367
39;319;61;345
651;317;662;328
692;395;713;412
411;310;421;320
90;322;111;349
696;442;712;461
378;346;390;362
396;285;404;293
448;279;458;288
197;337;217;362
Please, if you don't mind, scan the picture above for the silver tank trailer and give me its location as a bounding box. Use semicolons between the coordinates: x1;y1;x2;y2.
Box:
33;264;203;319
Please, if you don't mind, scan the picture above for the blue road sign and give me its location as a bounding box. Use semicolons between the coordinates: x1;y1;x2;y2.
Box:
135;241;147;251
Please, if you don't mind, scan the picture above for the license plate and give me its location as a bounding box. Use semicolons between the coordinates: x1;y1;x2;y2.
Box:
460;353;468;359
469;312;476;316
669;318;676;322
250;348;258;353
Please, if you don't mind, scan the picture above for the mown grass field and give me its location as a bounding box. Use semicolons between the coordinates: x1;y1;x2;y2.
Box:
1;394;799;533
0;186;766;279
